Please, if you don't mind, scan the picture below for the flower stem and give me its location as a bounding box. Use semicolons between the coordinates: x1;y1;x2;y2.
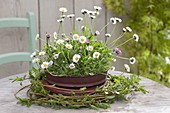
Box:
108;33;125;47
100;22;110;33
57;23;61;34
113;55;129;60
114;37;134;48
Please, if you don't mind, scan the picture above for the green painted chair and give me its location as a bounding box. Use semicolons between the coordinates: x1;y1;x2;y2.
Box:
0;12;36;65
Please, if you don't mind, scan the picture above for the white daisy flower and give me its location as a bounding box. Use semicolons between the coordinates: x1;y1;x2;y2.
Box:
53;53;60;59
94;6;102;11
76;17;83;21
73;54;81;63
32;58;39;63
124;64;130;72
105;33;111;38
61;15;66;18
65;43;73;49
53;32;57;39
126;26;132;32
69;63;75;69
110;17;116;24
165;57;170;64
81;9;88;15
59;7;67;13
67;14;75;18
30;52;36;58
129;57;136;64
79;36;87;44
41;62;49;69
94;11;100;15
49;60;53;66
73;34;79;40
133;34;139;42
56;39;64;44
88;11;95;15
39;51;46;56
57;19;64;23
115;17;122;23
123;28;127;32
86;45;93;51
35;34;39;40
89;15;96;19
93;52;101;59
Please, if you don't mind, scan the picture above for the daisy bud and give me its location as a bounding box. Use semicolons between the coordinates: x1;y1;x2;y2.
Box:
94;31;100;36
57;19;64;23
81;26;85;31
124;64;130;72
114;48;122;55
94;6;102;11
86;39;90;44
81;9;88;15
60;15;66;19
67;14;75;18
59;7;67;13
46;33;51;39
105;33;111;38
89;15;96;19
110;17;116;24
61;33;66;38
88;11;95;15
115;17;122;23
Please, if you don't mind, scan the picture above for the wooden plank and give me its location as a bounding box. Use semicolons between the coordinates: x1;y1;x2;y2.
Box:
0;0;38;78
74;0;106;40
39;0;74;44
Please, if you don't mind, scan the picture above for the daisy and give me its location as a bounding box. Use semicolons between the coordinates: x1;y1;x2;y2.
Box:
53;53;60;59
93;52;101;59
73;34;79;40
56;39;64;44
69;63;75;69
49;60;53;66
81;26;85;31
88;11;95;15
76;17;83;21
124;64;130;72
129;57;136;64
114;48;122;55
65;43;73;49
94;6;102;11
112;58;117;62
67;14;75;18
41;62;49;69
94;11;100;15
133;34;139;42
30;52;36;58
81;9;88;15
73;54;81;63
32;58;39;63
94;31;100;36
79;36;87;44
105;33;111;38
115;17;122;23
89;15;96;19
110;17;116;24
126;26;132;32
61;15;66;19
53;32;57;39
57;19;64;23
123;28;127;32
59;7;67;13
35;34;39;40
39;51;46;56
86;45;93;51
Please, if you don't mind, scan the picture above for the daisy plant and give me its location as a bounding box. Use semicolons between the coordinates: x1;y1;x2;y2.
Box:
12;6;147;110
31;6;139;76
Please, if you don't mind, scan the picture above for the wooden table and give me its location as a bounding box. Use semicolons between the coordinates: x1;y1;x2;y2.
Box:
0;71;170;113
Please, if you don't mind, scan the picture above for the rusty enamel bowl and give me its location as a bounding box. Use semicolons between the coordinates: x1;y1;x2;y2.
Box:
45;72;106;88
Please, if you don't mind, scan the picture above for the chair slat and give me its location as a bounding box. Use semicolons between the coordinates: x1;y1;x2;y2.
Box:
0;18;29;28
0;52;31;65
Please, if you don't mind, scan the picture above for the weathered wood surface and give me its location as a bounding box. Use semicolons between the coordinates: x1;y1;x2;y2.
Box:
0;71;170;113
0;0;125;78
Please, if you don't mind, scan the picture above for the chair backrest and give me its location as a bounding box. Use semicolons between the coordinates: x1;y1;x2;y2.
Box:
0;12;36;65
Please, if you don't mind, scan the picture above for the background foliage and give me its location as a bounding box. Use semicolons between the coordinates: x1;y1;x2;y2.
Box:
104;0;170;86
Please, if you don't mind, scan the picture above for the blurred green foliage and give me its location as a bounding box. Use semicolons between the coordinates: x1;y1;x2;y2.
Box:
104;0;170;86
